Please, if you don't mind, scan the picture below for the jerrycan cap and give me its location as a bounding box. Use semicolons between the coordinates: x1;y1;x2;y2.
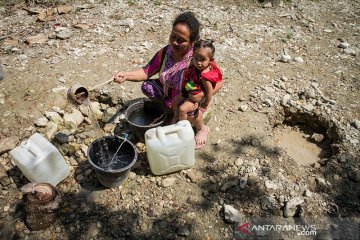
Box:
20;141;31;149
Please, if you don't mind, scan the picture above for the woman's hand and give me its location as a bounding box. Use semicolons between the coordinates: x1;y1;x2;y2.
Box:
113;72;127;84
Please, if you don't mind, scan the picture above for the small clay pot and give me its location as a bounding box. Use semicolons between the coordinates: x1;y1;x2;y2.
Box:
23;183;61;231
67;84;89;104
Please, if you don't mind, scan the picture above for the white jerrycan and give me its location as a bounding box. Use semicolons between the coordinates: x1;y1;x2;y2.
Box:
145;120;195;175
9;133;70;186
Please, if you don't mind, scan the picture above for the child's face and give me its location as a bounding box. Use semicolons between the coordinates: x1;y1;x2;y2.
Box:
192;48;212;71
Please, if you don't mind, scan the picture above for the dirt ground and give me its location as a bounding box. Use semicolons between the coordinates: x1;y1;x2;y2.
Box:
0;0;359;239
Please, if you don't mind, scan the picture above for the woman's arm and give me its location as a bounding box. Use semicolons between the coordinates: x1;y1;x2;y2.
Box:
113;68;148;84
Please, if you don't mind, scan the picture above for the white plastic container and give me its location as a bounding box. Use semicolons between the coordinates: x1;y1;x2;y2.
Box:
145;120;195;175
9;133;70;186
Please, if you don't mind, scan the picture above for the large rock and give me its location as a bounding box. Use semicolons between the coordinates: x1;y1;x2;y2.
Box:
45;111;64;125
0;136;19;155
55;129;73;143
283;197;304;218
0;163;11;186
160;177;176;187
34;117;49;127
102;107;118;123
26;34;48;44
45;122;58;140
224;204;242;223
63;108;84;130
89;102;103;120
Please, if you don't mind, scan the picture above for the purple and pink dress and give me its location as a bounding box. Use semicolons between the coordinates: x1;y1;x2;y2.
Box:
141;45;193;109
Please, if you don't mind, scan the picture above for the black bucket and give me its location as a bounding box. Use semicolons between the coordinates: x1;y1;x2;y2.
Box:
87;136;137;188
125;100;166;141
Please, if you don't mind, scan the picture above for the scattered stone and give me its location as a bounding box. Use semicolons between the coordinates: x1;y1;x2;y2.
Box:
265;180;278;189
347;168;360;182
344;48;356;56
52;94;68;109
147;204;163;217
103;123;116;133
55;129;73;143
0;163;11;186
280;76;288;82
263;2;272;8
281;95;291;106
235;158;244;166
79;105;89;117
135;142;145;152
0;136;19;155
90;102;103;120
220;179;238;192
284;197;304;218
177;225;191;237
68;157;78;166
304;189;313;197
186;170;203;183
118;19;135;29
223;204;242;223
352;120;360;129
4;205;10;212
247;176;260;186
280;54;291;63
294;57;304;63
63;108;84;130
338;42;350;49
56;27;73;40
26;34;48;44
85;222;99;238
302;103;315;112
45;122;58;140
239;177;247;188
238;104;248;112
315;177;328;188
102;107;118;123
262;196;276;210
76;174;84;181
160;177;176;187
45;111;64;125
310;133;325;143
57;5;73;14
74;24;90;30
264;99;273;107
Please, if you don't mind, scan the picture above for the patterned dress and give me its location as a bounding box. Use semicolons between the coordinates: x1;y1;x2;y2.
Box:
141;45;193;108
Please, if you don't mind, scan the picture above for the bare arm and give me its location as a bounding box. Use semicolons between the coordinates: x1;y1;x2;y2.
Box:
113;68;148;84
202;80;214;109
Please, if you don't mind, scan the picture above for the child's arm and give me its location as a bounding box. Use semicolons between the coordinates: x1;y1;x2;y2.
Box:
201;79;214;111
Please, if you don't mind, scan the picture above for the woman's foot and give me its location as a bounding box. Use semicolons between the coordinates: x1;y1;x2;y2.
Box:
194;125;209;149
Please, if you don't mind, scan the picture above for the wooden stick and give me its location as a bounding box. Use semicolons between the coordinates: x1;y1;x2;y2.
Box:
89;78;114;91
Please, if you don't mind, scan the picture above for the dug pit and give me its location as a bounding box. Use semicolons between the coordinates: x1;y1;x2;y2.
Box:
271;107;340;166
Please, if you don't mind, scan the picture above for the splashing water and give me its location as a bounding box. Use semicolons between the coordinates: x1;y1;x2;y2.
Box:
96;134;131;170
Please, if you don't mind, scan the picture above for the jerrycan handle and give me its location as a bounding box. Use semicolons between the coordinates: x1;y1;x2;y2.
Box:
21;141;42;157
156;124;184;144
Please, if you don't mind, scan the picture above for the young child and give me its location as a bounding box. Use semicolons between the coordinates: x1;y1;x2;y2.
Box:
172;40;223;123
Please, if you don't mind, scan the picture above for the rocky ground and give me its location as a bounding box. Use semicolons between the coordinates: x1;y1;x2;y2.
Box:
0;0;359;239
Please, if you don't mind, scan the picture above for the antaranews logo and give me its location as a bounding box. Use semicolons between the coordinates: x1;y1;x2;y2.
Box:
233;222;256;240
233;221;317;239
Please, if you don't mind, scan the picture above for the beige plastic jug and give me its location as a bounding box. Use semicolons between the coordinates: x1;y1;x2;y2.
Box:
9;133;70;186
145;120;195;175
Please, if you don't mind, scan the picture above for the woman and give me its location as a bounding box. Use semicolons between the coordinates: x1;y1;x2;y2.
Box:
113;12;222;149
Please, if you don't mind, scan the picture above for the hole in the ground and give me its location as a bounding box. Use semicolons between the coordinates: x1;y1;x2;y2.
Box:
271;107;340;166
274;125;330;166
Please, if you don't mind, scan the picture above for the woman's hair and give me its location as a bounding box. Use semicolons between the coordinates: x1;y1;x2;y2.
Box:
194;39;215;59
173;11;200;43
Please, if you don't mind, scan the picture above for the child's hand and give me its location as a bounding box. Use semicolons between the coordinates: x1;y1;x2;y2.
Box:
200;107;207;113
